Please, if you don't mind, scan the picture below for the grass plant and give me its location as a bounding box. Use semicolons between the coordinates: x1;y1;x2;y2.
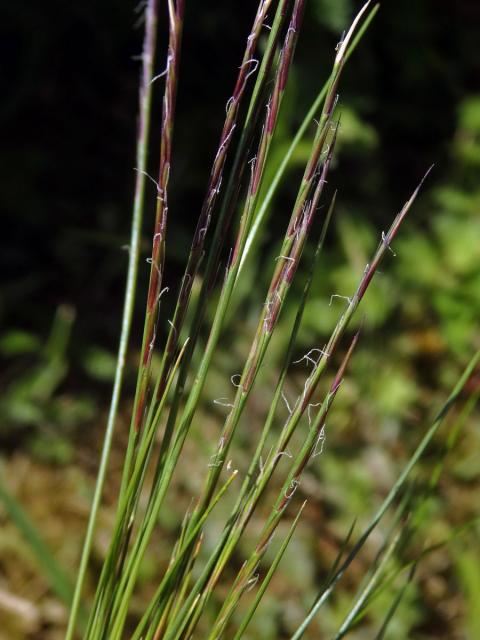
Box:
60;1;480;638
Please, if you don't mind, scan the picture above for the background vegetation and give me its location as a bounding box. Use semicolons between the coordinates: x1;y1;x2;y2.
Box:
1;0;479;638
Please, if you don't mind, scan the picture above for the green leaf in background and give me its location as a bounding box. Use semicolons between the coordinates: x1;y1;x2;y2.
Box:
0;330;41;356
454;96;480;167
313;0;353;32
335;106;378;152
82;346;118;382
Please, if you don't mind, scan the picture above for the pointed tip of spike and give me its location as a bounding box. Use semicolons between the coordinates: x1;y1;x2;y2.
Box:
422;163;435;183
414;164;435;194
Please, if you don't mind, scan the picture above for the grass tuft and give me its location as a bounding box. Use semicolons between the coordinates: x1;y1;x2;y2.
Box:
61;2;479;638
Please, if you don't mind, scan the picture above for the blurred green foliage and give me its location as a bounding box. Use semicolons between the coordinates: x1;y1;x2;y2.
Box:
0;306;96;463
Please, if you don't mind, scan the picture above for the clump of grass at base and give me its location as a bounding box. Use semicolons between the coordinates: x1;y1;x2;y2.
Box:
62;1;480;639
